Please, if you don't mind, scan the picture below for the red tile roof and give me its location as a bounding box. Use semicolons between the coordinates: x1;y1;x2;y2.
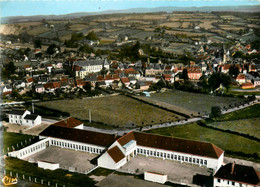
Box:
52;117;83;128
121;77;130;84
107;146;125;163
44;82;61;89
117;131;135;146
26;77;34;83
236;74;246;80
24;65;30;68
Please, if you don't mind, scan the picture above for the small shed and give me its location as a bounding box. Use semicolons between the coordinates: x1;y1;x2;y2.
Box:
144;171;167;184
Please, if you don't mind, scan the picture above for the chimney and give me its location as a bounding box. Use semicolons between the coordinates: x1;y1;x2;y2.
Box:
114;132;118;138
231;161;235;174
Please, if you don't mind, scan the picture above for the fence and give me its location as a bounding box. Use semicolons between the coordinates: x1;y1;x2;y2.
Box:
4;169;66;187
8;138;50;159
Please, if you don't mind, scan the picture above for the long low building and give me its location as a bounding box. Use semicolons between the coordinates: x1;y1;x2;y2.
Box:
37;125;224;171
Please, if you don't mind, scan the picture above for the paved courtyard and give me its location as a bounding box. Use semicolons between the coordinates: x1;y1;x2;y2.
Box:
24;146;98;173
118;155;212;186
97;174;169;187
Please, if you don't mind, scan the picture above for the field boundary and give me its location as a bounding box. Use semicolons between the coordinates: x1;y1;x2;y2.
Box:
125;94;191;118
197;121;260;143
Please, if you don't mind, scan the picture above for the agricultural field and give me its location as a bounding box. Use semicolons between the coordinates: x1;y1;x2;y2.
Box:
149;90;246;114
27;27;51;36
216;104;260;121
36;95;183;127
147;123;260;161
69;24;90;31
208;118;260;139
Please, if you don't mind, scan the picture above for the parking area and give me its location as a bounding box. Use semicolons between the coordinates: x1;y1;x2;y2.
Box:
3;121;51;136
118;155;212;186
24;146;98;173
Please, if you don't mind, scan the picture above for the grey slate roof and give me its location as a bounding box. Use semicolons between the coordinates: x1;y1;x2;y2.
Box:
24;114;39;120
9;110;26;115
73;59;108;67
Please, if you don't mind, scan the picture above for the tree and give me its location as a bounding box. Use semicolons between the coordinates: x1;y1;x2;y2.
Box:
221;73;231;91
86;31;99;41
47;44;60;55
210;106;221;118
2;61;16;79
229;65;240;78
34;40;42;49
79;44;94;54
182;69;189;81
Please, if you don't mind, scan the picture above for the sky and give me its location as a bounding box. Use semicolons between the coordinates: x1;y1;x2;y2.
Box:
1;0;260;18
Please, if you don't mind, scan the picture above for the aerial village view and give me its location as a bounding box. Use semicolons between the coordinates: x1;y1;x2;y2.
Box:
0;0;260;186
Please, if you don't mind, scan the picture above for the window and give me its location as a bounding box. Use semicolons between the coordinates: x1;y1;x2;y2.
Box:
164;153;166;158
154;151;156;156
204;160;207;165
197;159;199;164
140;149;143;154
174;155;177;160
200;159;203;164
171;154;174;159
189;157;192;162
160;153;163;157
137;148;140;153
217;179;220;183
232;182;235;186
178;156;181;160
157;152;159;157
182;156;184;161
144;150;146;154
185;157;188;162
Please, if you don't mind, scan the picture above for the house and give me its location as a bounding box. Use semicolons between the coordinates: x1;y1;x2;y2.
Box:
236;74;246;84
220;64;231;73
8;110;31;125
187;67;202;80
214;162;260;187
52;117;84;129
43;82;61;92
240;82;255;89
22;114;42;127
35;84;45;93
145;64;164;76
136;81;153;91
73;59;110;78
84;75;97;87
124;68;141;79
163;74;174;83
26;77;34;87
2;85;12;95
24;65;32;71
120;77;130;87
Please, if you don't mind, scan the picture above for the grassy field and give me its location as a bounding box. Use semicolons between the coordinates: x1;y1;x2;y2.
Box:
36;95;182;127
217;104;260;121
208;118;260;139
3;131;38;151
147;123;260;161
150;90;246;114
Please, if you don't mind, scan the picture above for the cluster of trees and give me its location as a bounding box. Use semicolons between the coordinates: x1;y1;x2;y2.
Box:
64;32;99;48
2;62;16;79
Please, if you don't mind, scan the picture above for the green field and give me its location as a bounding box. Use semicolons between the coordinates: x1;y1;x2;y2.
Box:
3;131;38;152
147;123;260;162
217;104;260;121
208;118;260;139
36;95;183;127
150;90;246;114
